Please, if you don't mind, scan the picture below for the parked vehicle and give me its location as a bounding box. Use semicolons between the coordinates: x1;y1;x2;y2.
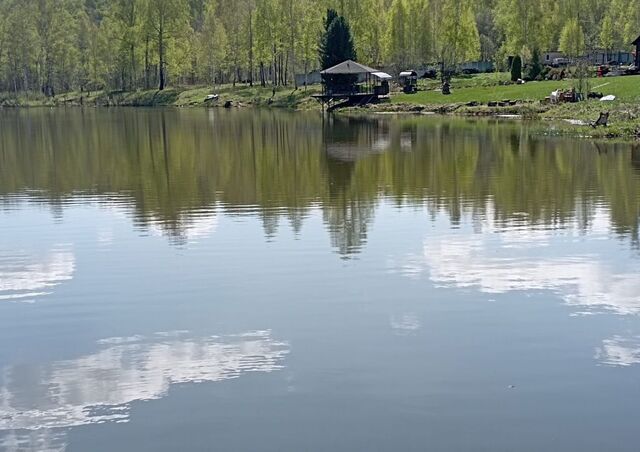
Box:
552;58;570;67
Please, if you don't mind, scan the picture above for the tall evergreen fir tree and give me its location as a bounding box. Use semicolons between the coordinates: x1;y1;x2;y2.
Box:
319;9;357;69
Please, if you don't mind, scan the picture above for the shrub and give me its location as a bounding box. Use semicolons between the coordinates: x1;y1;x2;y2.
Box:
526;49;543;81
511;55;522;81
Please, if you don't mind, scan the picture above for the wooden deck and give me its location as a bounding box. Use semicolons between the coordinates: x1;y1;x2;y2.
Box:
312;93;379;111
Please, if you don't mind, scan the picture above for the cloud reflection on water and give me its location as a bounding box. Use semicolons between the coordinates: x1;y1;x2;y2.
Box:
390;205;640;368
144;211;218;244
392;207;640;316
0;248;74;303
0;330;289;450
0;429;67;452
424;237;640;315
595;336;640;367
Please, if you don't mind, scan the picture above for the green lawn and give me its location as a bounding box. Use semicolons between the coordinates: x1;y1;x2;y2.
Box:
393;74;640;105
19;83;321;109
174;84;320;107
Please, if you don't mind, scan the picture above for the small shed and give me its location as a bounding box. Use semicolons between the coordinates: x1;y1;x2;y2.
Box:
398;70;418;93
586;49;633;65
632;35;640;67
371;71;392;96
294;70;322;87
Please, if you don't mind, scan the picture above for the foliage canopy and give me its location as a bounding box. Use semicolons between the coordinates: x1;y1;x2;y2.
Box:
0;0;637;95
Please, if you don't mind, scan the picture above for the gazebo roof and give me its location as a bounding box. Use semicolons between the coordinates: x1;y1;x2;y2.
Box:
321;60;379;75
372;71;392;80
632;35;640;45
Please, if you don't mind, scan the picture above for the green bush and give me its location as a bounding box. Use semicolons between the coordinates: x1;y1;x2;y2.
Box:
526;49;543;81
511;55;522;81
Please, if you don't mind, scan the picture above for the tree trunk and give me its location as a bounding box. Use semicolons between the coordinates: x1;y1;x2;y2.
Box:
260;62;265;86
248;10;254;87
158;18;165;90
304;61;308;90
130;43;136;90
272;44;277;86
145;35;150;90
42;50;53;97
289;0;296;88
284;53;288;86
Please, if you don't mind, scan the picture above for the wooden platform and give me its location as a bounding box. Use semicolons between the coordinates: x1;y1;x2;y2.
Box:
312;93;379;111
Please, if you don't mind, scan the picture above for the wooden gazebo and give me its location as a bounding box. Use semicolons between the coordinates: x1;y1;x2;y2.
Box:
313;60;391;110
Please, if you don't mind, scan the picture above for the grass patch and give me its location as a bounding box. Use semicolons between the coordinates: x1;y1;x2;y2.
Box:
212;84;321;109
0;91;54;107
0;84;321;109
395;74;640;105
395;79;571;104
418;72;512;91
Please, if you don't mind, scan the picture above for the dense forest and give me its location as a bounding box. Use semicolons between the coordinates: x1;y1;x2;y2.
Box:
0;0;639;95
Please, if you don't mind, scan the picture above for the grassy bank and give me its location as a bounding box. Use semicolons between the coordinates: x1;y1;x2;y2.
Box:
382;74;640;138
0;84;322;109
393;73;640;105
2;74;640;139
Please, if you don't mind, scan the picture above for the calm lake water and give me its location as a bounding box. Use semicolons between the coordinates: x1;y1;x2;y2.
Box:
1;109;640;451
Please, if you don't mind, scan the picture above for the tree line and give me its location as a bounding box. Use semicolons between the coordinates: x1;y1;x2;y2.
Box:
0;0;639;96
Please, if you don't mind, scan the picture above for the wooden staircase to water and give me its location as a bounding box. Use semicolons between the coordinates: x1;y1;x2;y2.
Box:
326;94;377;112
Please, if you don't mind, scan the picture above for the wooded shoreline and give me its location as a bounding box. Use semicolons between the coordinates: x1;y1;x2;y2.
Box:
1;81;638;140
0;0;635;100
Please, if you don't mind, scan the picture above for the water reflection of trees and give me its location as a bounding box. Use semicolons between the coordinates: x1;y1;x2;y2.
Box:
0;109;639;254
